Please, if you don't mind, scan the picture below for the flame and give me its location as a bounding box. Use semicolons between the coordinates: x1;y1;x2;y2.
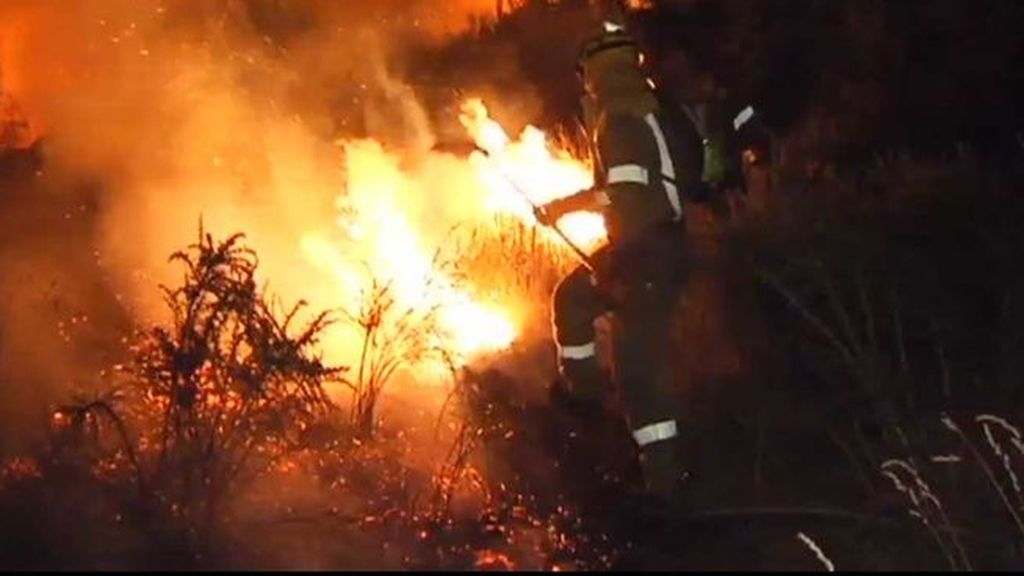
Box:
348;140;514;353
459;99;606;252
302;139;517;360
2;0;604;382
300;100;602;369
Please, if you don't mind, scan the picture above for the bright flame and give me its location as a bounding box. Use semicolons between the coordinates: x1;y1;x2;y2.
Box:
459;99;606;252
300;100;602;372
302;139;516;360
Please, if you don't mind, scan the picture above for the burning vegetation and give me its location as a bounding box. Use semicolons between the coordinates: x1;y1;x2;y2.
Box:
3;0;1024;571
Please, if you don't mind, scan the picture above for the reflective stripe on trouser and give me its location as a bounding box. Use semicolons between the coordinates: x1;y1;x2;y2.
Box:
633;419;678;447
551;259;609;403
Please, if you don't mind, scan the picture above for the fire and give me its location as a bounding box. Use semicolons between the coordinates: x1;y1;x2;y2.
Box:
301;139;517;361
2;0;606;383
343;166;516;356
301;100;603;371
459;99;606;252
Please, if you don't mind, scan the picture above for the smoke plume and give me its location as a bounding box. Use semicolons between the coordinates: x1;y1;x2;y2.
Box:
0;0;506;454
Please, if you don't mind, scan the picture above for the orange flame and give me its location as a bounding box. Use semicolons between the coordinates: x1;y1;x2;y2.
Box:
300;147;516;362
459;99;606;252
301;100;602;372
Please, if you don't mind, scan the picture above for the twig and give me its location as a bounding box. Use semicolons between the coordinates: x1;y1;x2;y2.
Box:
944;416;1024;541
796;531;835;572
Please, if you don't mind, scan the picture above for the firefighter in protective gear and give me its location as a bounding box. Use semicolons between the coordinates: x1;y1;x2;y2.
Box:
536;23;702;502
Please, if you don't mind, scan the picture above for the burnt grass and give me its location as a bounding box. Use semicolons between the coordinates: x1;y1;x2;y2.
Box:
5;0;1024;571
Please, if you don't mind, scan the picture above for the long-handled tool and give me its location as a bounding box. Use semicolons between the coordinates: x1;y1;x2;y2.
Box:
474;146;596;272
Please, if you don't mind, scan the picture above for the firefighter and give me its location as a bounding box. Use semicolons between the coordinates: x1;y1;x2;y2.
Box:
535;22;704;503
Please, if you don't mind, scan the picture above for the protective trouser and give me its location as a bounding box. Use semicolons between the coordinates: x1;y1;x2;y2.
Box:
551;224;687;500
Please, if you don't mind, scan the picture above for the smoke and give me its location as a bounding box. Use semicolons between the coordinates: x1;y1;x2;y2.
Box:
1;0;502;310
0;0;508;455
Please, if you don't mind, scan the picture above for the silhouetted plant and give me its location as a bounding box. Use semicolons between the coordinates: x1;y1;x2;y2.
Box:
45;226;345;558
